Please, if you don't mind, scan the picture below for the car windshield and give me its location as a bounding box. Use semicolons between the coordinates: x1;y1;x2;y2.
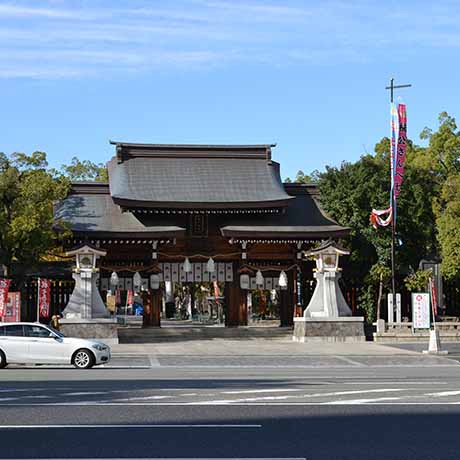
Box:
47;326;65;338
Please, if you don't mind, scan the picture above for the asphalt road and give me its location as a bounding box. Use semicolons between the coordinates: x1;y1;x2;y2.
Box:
1;354;460;460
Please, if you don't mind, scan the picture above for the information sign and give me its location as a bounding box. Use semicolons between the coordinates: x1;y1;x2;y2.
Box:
412;293;430;330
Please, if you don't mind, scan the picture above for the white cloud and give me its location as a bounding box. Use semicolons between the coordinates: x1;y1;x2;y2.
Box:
1;0;460;79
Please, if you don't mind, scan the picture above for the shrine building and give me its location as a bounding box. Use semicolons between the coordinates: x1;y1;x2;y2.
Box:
54;142;349;329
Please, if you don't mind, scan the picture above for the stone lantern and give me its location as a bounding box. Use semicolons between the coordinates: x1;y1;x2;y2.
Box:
62;244;109;320
304;240;351;318
293;240;365;343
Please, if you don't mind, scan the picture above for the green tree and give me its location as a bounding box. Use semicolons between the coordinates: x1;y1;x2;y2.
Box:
0;151;70;276
436;173;460;279
61;157;108;182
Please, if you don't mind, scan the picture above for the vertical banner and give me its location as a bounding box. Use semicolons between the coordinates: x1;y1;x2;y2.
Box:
412;293;430;330
39;279;51;318
430;278;438;317
390;103;398;200
0;279;12;318
4;292;21;322
394;103;407;200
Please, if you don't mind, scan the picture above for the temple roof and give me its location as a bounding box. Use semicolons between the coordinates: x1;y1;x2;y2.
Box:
220;184;349;239
107;142;293;209
54;183;185;238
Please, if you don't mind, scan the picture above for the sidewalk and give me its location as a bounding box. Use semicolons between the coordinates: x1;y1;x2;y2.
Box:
110;339;422;356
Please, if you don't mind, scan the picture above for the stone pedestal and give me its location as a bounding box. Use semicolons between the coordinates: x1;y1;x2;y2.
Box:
62;271;109;320
60;318;119;345
304;271;351;318
293;317;365;342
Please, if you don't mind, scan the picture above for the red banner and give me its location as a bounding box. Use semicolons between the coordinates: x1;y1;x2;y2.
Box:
127;289;133;306
3;292;21;322
0;279;12;318
394;103;407;199
39;279;51;318
430;278;438;317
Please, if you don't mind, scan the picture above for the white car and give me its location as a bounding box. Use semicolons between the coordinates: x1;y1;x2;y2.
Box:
0;322;111;369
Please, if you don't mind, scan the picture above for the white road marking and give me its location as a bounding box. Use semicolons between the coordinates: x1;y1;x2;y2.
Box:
302;388;404;398
112;395;173;401
189;395;296;405
326;397;402;405
425;390;460;397
335;356;366;367
222;388;303;395
149;355;161;367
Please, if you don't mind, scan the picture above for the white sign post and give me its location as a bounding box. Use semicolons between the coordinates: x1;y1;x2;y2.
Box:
412;293;430;330
387;293;401;323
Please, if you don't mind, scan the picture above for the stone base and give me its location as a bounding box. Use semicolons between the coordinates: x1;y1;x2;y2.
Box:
293;317;365;343
59;319;119;345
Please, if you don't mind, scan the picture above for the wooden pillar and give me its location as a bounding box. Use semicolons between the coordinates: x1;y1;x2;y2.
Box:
239;288;248;326
279;270;295;327
142;290;162;328
225;261;241;327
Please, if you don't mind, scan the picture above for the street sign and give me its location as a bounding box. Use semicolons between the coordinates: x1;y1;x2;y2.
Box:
412;293;430;330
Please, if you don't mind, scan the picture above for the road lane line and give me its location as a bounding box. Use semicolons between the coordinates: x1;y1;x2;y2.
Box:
425;390;460;397
335;356;366;367
222;388;303;395
325;397;402;404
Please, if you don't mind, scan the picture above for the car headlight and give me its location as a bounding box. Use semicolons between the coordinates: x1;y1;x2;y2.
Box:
92;344;107;351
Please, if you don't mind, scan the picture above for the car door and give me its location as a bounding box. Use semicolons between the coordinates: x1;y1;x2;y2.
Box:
24;325;69;364
0;325;32;363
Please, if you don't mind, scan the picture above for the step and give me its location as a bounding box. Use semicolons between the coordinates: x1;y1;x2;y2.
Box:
118;326;293;343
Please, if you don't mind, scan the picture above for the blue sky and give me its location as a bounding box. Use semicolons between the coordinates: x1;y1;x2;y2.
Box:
1;0;460;180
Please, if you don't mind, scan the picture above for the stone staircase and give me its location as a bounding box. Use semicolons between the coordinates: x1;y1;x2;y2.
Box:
118;326;294;343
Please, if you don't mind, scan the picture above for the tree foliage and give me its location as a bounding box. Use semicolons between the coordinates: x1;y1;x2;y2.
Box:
0;151;70;276
61;157;108;182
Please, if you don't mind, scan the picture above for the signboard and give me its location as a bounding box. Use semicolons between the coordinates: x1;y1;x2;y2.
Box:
2;292;21;322
412;293;430;330
39;279;51;318
0;279;11;317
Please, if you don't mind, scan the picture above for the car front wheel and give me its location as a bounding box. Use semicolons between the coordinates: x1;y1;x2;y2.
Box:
0;350;7;369
72;349;95;369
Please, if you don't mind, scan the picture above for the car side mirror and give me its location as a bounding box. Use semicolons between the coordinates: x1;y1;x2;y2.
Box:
52;335;63;342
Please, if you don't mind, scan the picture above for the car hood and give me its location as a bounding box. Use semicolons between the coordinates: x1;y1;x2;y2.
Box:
61;337;110;349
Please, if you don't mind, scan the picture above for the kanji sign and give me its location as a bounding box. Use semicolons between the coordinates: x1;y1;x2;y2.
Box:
0;279;12;318
2;292;21;322
39;279;51;318
412;293;430;330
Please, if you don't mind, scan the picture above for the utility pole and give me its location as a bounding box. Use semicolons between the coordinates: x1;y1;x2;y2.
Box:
385;78;411;321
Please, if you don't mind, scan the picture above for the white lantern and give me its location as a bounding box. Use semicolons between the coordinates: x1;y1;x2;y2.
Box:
183;257;192;273
278;270;288;288
240;274;250;290
110;271;119;287
206;257;215;273
133;271;142;290
150;274;160;290
255;270;264;286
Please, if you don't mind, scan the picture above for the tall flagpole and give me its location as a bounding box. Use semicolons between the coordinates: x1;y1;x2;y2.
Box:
385;78;411;320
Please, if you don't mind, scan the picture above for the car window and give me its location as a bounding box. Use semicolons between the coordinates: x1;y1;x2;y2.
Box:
0;326;4;336
24;325;53;338
4;325;24;337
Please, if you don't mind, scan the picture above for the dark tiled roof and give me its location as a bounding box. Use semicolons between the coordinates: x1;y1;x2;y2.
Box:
54;184;185;238
220;184;349;239
107;143;293;209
